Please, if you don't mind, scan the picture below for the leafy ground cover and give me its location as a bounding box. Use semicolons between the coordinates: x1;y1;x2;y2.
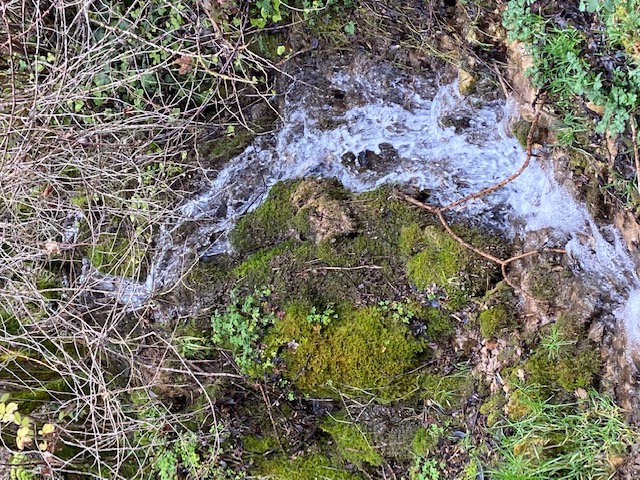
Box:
503;0;640;212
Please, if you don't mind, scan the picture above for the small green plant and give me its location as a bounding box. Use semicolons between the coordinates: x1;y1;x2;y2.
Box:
211;288;275;374
378;300;417;324
306;305;338;327
541;323;577;360
0;394;56;451
153;430;230;480
410;457;441;480
503;0;640;136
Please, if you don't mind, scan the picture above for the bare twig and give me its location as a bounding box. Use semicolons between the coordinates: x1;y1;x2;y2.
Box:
631;113;640;199
400;99;566;293
441;107;542;212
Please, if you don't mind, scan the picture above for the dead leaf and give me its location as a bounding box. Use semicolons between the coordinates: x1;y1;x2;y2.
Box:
174;56;193;75
44;241;61;256
41;184;54;198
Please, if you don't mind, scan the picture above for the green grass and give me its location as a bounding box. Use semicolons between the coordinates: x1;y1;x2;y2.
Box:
491;389;635;480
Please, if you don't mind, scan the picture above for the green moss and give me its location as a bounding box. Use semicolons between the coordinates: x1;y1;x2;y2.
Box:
35;269;62;300
407;226;466;290
525;315;601;394
423;308;454;340
512;119;532;148
11;378;70;414
267;304;427;401
230;180;301;254
199;128;255;162
406;224;501;310
247;31;285;62
480;393;506;427
479;304;511;338
526;348;600;393
88;232;146;277
528;261;573;303
244;434;280;454
320;415;384;468
233;242;291;285
399;222;427;256
257;453;362;480
411;425;444;456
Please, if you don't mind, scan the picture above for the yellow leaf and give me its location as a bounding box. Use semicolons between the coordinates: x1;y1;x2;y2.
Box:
38;441;48;451
5;403;18;415
40;423;55;435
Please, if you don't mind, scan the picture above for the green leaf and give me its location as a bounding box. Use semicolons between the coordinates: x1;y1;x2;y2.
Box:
276;45;286;56
344;21;356;35
0;393;9;404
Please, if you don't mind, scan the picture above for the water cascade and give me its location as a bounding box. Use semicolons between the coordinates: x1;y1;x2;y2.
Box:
83;59;640;361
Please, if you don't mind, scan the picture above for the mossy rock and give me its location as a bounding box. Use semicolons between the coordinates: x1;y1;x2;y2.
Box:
231;178;353;254
230;180;302;253
405;224;502;310
525;315;601;394
198;128;256;164
525;347;600;393
265;303;428;401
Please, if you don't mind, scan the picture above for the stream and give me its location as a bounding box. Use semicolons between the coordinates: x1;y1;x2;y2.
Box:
83;56;640;365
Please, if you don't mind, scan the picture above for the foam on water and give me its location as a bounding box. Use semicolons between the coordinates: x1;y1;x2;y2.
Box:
88;63;640;358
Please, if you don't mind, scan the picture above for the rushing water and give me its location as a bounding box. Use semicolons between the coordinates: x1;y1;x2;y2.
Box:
84;58;640;360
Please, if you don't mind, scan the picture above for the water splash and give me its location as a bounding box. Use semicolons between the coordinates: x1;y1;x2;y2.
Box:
87;59;640;360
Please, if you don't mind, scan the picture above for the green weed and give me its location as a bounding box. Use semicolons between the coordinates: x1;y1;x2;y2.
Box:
211;288;276;375
503;0;640;136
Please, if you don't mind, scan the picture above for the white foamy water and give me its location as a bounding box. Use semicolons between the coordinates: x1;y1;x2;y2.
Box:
88;61;640;357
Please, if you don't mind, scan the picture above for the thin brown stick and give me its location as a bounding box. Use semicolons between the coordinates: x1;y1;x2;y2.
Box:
402;194;566;269
400;102;568;294
307;265;383;272
441;107;542;212
258;383;284;451
631;113;640;199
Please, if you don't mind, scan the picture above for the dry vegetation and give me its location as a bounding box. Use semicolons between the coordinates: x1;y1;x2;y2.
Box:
0;0;281;476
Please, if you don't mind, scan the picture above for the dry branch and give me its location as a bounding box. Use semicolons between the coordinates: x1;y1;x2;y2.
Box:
401;98;566;292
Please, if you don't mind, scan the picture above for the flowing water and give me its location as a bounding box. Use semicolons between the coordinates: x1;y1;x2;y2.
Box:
84;57;640;362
